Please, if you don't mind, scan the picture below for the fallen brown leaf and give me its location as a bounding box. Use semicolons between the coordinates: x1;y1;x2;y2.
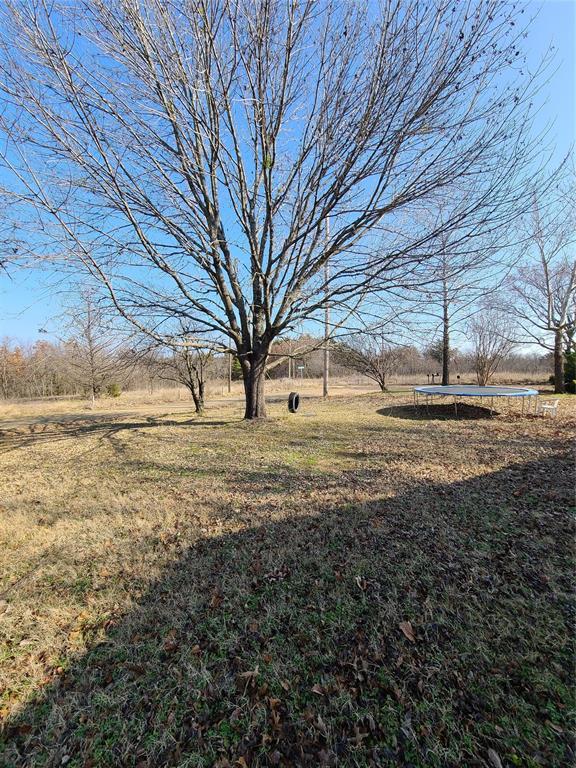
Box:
399;621;416;642
163;629;179;653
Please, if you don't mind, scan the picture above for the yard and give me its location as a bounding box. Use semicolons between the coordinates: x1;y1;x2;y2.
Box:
0;393;574;767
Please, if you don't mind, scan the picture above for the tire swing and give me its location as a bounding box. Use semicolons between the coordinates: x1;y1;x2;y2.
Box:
288;391;300;413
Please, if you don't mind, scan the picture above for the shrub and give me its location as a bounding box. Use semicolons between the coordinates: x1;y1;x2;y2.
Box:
105;382;122;398
564;352;576;394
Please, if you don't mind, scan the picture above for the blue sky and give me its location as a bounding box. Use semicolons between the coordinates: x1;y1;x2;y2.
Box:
0;0;574;345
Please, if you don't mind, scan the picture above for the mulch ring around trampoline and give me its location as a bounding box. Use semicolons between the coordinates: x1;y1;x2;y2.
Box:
378;402;497;420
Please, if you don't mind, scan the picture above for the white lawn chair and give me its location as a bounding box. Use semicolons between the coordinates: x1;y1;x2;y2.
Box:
537;399;559;418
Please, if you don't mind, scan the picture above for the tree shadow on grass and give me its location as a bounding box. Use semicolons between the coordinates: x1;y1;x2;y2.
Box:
1;454;574;768
0;416;239;454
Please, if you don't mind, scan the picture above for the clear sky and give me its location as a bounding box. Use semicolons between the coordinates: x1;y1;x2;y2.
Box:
0;0;574;345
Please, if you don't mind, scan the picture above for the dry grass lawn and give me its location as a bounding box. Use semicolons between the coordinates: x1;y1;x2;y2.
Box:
0;393;574;768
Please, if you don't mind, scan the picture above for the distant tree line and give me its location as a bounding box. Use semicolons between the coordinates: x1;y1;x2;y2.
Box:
0;331;553;403
0;338;136;400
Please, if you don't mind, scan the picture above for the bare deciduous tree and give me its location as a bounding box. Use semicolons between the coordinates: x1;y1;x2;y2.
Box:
468;310;515;386
421;243;509;387
0;340;24;398
334;335;406;392
0;0;544;418
59;289;129;405
386;193;520;386
144;343;213;415
508;172;576;393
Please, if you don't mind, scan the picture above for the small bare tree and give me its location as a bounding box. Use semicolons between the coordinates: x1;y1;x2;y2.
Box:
468;310;515;386
0;0;546;418
145;344;212;415
334;335;406;392
58;289;129;405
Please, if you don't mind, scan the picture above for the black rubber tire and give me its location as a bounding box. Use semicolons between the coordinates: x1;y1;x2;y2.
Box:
288;392;300;413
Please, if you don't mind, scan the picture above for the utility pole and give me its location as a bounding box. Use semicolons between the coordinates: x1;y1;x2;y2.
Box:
323;217;330;398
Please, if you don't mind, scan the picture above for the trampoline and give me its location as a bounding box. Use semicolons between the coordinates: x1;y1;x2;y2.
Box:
413;384;539;416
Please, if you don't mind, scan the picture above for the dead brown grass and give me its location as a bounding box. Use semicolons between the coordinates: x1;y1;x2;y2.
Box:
0;393;574;767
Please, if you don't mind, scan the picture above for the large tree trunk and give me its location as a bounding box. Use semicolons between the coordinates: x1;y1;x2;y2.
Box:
554;328;565;394
242;347;268;419
441;293;450;386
